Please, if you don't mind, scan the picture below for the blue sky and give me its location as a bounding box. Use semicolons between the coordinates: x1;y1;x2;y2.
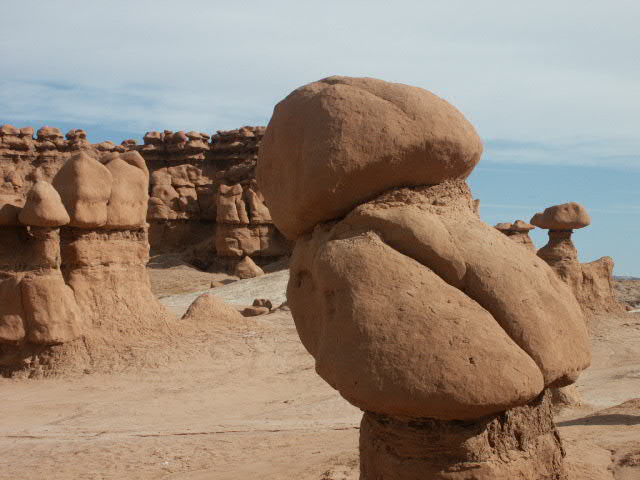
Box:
1;1;638;274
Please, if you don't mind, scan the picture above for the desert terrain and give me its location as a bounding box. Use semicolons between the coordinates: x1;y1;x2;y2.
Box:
0;259;638;480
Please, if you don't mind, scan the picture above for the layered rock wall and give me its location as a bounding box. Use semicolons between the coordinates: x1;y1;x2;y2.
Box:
0;150;170;375
0;125;290;269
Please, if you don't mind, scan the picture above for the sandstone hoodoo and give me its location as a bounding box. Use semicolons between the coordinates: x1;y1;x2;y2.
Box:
259;76;591;479
494;219;536;251
144;126;289;269
531;202;624;315
0;124;290;274
0;181;81;349
0;150;170;376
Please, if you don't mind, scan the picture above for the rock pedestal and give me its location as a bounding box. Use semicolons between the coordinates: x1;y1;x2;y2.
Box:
258;76;591;478
0;151;170;375
360;392;566;480
494;220;536;252
1;123;291;271
537;229;578;266
531;203;624;315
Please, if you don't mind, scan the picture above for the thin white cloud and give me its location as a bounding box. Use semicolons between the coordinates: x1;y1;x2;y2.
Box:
1;0;639;162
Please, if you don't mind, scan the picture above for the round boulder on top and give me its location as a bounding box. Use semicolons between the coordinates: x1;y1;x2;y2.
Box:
18;181;70;227
530;202;591;230
52;152;113;228
257;76;483;239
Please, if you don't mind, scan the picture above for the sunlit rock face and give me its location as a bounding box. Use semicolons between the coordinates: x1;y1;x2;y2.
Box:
0;124;290;275
259;76;591;479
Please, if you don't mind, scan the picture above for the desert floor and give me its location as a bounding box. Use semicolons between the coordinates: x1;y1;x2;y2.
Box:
1;259;639;479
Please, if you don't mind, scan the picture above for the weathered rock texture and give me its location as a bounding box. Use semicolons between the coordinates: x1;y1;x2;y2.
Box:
360;392;566;480
258;76;591;479
0;150;170;376
143;127;289;269
494;219;536;252
0;124;290;273
531;203;624;315
258;76;483;239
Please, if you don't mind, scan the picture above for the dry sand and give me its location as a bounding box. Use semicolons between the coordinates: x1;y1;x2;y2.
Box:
0;265;638;479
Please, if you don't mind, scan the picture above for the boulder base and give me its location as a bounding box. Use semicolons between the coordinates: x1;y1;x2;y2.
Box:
360;391;567;480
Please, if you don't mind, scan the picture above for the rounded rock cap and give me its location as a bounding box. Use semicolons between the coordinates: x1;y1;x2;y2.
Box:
37;126;63;138
51;151;113;228
530;202;591;230
18;181;70;227
511;219;535;232
257;76;484;239
494;222;513;232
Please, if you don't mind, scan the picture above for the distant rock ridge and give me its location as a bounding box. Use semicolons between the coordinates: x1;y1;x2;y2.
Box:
0;124;290;272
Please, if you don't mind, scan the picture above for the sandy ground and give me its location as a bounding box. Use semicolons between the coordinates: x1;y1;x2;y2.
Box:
0;263;639;479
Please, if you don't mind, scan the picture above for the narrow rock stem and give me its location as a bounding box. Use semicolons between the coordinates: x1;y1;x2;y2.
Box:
359;390;567;480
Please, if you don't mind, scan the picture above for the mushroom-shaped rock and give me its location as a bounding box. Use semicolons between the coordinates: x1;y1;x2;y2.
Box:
52;152;113;228
533;203;623;314
103;154;149;228
530;202;591;230
494;219;536;252
259;76;590;478
257;76;483;239
18;181;70;227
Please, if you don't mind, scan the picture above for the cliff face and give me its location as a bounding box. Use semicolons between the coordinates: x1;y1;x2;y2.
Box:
0;125;290;269
0;150;171;376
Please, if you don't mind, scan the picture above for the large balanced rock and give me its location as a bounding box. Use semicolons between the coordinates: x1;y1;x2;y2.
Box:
531;202;623;315
259;76;591;479
531;202;591;230
257;76;483;239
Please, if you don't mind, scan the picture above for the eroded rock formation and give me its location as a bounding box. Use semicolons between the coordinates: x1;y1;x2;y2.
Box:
258;76;591;479
0;150;170;375
0;124;290;272
495;219;536;252
144;126;289;268
531;202;624;315
0;181;81;350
